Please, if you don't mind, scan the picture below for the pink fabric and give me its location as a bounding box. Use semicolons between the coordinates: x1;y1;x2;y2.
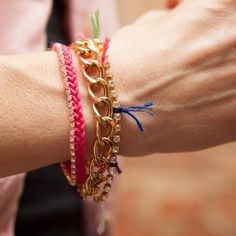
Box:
0;0;52;54
0;0;119;235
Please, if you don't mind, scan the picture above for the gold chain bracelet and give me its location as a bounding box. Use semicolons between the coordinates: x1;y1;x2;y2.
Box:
70;39;121;202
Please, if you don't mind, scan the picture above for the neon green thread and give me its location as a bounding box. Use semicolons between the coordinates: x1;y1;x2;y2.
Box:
90;10;100;39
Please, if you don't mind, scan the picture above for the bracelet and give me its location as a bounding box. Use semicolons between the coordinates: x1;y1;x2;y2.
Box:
52;43;86;186
53;11;155;204
70;39;122;201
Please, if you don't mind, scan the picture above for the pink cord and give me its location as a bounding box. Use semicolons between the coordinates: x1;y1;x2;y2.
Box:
101;37;110;63
52;43;86;185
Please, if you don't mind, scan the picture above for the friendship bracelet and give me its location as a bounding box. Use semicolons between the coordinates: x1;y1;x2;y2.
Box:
114;101;155;132
52;43;86;186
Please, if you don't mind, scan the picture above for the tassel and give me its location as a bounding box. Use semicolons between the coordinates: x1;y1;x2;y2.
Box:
114;101;155;132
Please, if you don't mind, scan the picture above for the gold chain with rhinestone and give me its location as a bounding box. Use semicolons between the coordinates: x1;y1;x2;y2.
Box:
70;39;121;202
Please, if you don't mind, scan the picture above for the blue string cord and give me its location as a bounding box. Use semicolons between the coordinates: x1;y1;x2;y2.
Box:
114;101;155;132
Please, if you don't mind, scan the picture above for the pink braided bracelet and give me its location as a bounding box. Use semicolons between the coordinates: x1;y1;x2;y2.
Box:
52;43;86;186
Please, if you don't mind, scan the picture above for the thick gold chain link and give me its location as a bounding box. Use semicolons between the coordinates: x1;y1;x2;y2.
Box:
70;39;121;201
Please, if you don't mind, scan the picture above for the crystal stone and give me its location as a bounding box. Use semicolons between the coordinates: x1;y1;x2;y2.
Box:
110;154;117;163
112;101;121;108
70;129;75;135
104;184;112;192
69;116;74;122
113;145;119;153
114;113;121;121
113;135;120;143
70;122;75;128
106;69;113;77
100;192;108;201
111;90;118;98
106;175;113;184
104;61;110;68
68;102;73;108
109;167;118;175
108;79;115;88
115;124;121;132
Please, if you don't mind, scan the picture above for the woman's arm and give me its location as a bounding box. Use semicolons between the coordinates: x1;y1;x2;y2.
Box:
0;52;95;177
1;0;236;176
0;52;69;175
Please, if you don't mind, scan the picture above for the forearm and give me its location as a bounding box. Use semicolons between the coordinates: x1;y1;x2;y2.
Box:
0;51;94;177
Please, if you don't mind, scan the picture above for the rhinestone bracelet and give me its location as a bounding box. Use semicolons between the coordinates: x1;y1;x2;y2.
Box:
52;43;86;186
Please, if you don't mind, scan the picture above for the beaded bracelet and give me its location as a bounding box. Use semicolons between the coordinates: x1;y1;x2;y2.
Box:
52;43;86;186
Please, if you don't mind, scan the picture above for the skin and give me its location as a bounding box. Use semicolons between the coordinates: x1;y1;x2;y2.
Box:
0;0;236;176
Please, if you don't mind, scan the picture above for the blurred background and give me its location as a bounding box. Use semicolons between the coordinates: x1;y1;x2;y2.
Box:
113;1;236;236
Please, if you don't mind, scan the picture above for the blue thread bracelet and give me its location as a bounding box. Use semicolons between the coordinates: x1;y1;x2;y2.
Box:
114;101;155;132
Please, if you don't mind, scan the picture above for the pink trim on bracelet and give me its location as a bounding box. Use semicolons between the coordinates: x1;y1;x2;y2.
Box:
52;43;86;186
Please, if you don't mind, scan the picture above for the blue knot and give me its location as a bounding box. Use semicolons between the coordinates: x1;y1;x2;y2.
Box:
114;101;155;132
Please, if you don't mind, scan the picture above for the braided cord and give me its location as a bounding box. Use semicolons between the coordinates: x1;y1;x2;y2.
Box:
52;43;86;186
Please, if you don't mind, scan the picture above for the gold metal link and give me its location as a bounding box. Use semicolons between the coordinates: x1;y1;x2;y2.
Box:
88;78;109;102
95;118;116;144
93;137;113;162
92;97;113;121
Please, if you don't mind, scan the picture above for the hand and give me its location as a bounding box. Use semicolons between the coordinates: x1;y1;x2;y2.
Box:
109;0;236;155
